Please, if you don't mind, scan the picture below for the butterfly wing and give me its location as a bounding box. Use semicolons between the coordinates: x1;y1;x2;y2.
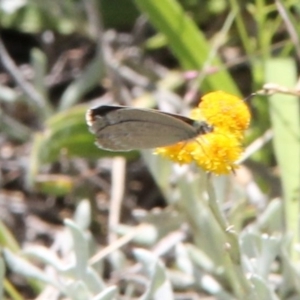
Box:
86;106;200;151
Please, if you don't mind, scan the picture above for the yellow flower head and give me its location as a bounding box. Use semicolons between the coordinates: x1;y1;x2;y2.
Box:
196;90;251;135
191;128;243;173
155;91;250;175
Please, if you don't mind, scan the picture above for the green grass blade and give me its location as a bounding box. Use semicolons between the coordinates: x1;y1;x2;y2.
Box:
265;58;300;261
134;0;240;94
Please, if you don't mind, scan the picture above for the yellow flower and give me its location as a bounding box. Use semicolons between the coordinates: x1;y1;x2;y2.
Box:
191;128;244;173
156;129;243;174
155;142;193;164
197;90;250;136
155;91;250;175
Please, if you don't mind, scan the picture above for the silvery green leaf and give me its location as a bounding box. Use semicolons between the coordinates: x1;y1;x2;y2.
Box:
91;286;118;300
186;244;215;273
167;270;194;289
64;219;106;293
83;267;106;294
200;275;233;299
249;274;279;300
23;245;67;272
256;199;284;232
66;280;91;300
3;248;60;289
64;219;89;278
240;232;281;278
174;243;193;275
134;248;173;300
108;250;127;272
279;238;300;296
73;199;92;230
258;234;281;278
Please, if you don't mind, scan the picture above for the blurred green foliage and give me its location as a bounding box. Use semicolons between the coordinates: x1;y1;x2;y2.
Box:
0;0;300;299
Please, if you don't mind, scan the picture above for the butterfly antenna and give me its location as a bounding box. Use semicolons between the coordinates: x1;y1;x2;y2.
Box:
244;92;257;103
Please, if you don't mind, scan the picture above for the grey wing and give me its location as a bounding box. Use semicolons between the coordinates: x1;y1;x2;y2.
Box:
96;122;197;151
87;106;197;132
86;106;199;151
94;121;198;151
